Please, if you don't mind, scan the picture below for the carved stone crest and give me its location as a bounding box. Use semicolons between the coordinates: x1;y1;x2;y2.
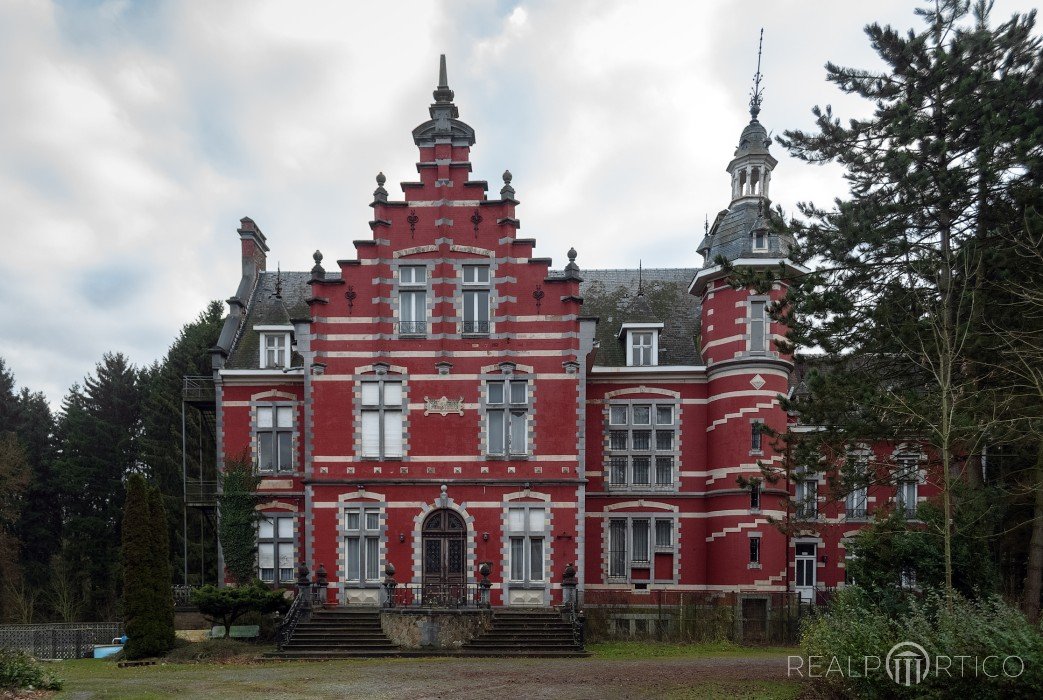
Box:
424;396;464;416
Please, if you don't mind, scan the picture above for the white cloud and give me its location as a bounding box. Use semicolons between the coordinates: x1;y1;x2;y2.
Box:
0;0;1030;404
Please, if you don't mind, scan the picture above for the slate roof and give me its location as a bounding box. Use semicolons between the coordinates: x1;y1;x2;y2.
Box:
225;271;318;370
579;268;701;367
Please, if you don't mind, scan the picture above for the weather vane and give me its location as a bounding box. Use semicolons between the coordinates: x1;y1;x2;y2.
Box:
749;28;764;120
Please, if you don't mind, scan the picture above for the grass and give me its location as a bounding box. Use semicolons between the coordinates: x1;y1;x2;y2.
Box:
589;640;801;659
661;680;802;699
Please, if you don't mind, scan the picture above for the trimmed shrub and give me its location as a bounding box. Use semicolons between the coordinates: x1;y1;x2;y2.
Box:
0;649;63;691
801;587;1043;698
191;580;289;638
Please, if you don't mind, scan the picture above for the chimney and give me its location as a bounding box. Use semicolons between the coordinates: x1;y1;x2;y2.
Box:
238;216;269;280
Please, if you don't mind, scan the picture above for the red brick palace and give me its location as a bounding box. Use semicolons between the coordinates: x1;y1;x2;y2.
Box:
210;57;935;608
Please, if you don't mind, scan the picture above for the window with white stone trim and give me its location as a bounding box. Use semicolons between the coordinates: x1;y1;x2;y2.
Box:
486;377;530;456
398;265;428;336
606;402;677;490
506;506;546;583
258;516;294;583
344;507;382;583
461;265;491;334
257;404;293;473
607;514;678;582
260;332;291;369
360;377;403;459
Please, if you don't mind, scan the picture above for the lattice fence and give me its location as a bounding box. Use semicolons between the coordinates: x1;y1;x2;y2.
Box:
0;622;124;660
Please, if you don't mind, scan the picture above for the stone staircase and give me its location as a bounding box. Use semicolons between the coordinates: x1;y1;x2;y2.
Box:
270;607;398;659
459;608;587;657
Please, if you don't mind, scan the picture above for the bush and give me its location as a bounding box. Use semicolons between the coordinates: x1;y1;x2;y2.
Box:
801;587;1043;698
0;649;63;691
164;639;265;663
191;580;289;638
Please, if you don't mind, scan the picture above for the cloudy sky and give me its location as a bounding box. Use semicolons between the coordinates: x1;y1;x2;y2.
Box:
0;0;1030;406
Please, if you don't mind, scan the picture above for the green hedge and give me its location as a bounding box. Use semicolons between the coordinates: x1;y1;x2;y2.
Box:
800;588;1043;698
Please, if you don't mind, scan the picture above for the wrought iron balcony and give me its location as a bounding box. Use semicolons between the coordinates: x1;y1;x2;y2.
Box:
397;320;427;336
845;506;868;520
795;503;818;520
461;320;490;334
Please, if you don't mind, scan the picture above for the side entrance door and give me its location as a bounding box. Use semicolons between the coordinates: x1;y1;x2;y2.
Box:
422;509;466;605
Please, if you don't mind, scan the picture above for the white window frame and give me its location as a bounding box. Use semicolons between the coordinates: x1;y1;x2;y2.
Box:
896;454;919;519
606;401;678;490
461;264;491;335
258;516;295;584
486;377;531;457
749;535;761;566
343;507;383;583
256;404;294;473
259;331;292;369
359;376;404;459
752;229;768;251
506;506;547;584
748;299;768;353
795;478;818;519
398;265;428;336
794;541;817;602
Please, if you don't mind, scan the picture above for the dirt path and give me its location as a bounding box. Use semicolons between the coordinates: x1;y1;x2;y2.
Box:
58;654;801;700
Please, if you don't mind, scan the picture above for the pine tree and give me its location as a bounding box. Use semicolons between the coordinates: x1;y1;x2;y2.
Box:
139;301;224;585
122;474;156;658
54;353;144;619
14;388;59;591
774;0;1043;600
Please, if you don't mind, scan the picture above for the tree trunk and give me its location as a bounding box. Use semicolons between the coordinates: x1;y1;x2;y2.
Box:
1021;440;1043;622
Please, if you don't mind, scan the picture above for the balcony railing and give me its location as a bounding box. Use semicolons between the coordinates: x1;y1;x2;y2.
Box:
397;320;427;336
845;506;868;520
795;504;818;520
382;582;487;609
462;320;490;334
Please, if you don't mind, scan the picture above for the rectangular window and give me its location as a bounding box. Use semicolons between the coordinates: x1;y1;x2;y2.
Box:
796;479;818;519
344;508;382;583
605;401;677;489
262;333;289;369
608;519;627;578
753;230;767;250
462;265;491;334
360;380;403;459
898;481;917;518
751;420;763;451
257;405;294;473
846;487;868;519
610;405;628;425
655;457;672;485
750;482;761;510
630;332;654;366
507;507;545;583
749;300;767;352
631;519;650;563
398;290;427;335
257;516;295;583
486;379;530;456
654;519;673;548
399;266;427;286
795;542;816;590
750;537;761;564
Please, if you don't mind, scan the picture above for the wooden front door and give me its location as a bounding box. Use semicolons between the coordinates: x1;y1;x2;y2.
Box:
422;509;466;605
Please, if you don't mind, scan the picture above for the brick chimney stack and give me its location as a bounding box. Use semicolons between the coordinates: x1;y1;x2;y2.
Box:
238;216;268;280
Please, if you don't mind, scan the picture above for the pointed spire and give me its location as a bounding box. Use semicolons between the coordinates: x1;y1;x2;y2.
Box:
637;260;644;296
749;28;765;121
433;54;455;104
274;263;283;298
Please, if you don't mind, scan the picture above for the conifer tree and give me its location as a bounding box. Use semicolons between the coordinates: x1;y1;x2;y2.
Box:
772;0;1043;599
121;473;156;658
146;486;176;652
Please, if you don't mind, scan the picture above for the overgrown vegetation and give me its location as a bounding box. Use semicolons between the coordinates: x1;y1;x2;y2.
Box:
218;454;262;586
0;649;62;691
802;588;1043;698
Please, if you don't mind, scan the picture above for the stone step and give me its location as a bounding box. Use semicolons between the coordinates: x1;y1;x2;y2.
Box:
282;643;397;651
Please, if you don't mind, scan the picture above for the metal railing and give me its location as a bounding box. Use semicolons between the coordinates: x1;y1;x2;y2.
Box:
182;375;215;403
0;623;124;660
461;320;490;334
382;583;486;609
795;503;818;520
185;479;218;506
275;587;311;651
845;506;868;520
397;320;427;335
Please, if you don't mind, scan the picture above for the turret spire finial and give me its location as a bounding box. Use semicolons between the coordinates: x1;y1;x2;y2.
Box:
433;54;455;103
749;28;764;121
637;260;644;295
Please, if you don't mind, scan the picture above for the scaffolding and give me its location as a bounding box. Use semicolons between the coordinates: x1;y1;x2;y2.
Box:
181;375;218;586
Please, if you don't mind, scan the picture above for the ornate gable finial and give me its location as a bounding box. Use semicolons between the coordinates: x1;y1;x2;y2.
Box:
749;28;765;121
274;263;283;298
704;214;709;235
637;259;644;295
433;54;454;104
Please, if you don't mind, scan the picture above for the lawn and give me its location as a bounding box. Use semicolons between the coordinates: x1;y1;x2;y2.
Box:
50;644;803;699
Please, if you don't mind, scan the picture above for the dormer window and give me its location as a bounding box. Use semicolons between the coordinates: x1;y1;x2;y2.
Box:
256;326;293;369
619;323;663;367
753;230;768;251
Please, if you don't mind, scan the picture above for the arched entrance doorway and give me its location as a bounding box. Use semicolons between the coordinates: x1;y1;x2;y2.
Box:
422;509;466;605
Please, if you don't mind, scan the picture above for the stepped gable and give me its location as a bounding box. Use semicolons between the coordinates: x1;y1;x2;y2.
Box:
579;268;701;366
226;270;315;369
